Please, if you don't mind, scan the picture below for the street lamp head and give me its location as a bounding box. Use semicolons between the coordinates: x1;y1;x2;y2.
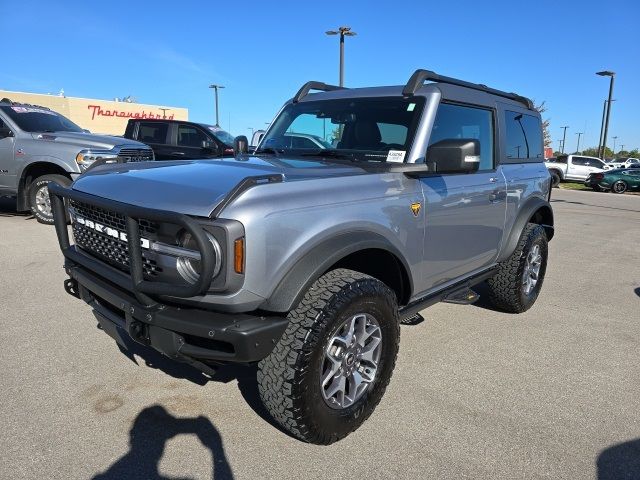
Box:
325;30;338;35
596;70;615;77
209;84;225;89
343;31;357;36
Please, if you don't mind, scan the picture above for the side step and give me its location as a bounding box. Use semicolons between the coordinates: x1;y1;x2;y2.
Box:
442;288;479;305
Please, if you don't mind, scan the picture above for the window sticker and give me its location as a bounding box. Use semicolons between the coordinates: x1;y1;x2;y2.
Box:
386;150;406;163
11;106;57;115
407;103;416;112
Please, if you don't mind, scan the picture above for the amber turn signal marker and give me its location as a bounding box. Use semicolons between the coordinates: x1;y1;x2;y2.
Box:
234;238;244;274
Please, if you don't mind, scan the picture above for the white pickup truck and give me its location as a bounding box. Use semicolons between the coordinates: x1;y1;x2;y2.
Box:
606;157;640;170
545;155;608;186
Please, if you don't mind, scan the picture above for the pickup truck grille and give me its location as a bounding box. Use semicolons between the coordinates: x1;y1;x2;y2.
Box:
70;200;161;277
117;147;154;162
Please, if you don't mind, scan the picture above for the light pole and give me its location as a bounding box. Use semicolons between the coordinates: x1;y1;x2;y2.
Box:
620;144;625;153
208;84;225;126
560;126;569;154
596;70;615;159
325;26;357;87
557;139;563;153
575;132;583;154
613;136;618;155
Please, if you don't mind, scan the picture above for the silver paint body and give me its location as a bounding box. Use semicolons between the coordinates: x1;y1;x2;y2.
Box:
70;84;551;312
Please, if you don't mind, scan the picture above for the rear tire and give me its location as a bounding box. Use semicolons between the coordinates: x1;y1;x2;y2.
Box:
28;174;71;224
486;223;548;313
258;268;400;445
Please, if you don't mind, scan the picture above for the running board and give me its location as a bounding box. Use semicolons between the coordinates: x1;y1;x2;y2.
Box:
442;288;479;305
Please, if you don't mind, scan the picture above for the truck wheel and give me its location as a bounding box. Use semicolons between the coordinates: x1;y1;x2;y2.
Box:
549;170;561;188
258;268;400;445
28;174;71;224
486;223;548;313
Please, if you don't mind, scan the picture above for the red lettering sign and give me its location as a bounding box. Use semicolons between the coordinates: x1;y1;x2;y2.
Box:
87;105;175;121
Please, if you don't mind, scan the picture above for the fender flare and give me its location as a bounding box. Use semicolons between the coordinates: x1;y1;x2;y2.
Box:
497;196;554;263
16;157;76;210
261;231;413;313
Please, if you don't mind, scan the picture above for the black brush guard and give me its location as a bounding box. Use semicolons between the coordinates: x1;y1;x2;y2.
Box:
48;182;289;366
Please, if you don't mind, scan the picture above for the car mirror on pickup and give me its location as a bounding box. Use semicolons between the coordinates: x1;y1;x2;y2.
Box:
234;135;249;155
201;140;217;151
0;127;14;139
425;139;481;174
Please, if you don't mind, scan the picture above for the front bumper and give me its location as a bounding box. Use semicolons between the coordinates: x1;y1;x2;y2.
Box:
65;262;288;366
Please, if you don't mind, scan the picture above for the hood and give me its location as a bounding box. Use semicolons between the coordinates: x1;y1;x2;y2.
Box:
71;155;370;217
32;131;145;150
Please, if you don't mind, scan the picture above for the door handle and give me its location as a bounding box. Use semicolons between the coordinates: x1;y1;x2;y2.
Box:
489;190;506;202
489;177;499;183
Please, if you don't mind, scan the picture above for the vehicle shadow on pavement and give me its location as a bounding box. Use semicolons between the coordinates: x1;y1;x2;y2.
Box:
114;333;292;438
91;405;234;480
0;197;31;218
597;438;640;480
634;287;640;298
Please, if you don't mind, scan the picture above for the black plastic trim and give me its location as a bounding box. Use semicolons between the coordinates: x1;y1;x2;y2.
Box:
292;81;345;103
403;69;534;110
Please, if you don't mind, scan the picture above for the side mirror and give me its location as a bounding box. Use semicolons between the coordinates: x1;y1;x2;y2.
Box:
234;135;249;155
425;139;481;173
201;139;216;151
0;127;14;139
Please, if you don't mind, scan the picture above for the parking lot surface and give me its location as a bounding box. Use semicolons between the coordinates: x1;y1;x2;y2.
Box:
1;188;639;480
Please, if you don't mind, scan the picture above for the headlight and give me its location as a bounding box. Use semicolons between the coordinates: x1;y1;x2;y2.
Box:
175;231;222;284
76;149;119;170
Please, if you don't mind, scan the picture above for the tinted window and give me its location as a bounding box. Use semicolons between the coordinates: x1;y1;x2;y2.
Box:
177;125;207;147
0;105;83;133
505;111;543;160
429;103;494;170
554;156;568;164
289;135;321;149
572;157;587;166
138;122;168;144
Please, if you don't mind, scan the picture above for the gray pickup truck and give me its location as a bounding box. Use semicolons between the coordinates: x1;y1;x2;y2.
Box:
50;69;553;444
0;99;153;224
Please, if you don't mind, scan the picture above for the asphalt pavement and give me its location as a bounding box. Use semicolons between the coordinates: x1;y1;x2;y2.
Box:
1;188;639;480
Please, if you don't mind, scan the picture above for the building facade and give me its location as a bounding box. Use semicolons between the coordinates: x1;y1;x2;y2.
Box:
0;90;188;135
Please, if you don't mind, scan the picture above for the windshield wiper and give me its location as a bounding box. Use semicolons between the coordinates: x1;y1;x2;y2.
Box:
254;147;282;156
300;149;357;160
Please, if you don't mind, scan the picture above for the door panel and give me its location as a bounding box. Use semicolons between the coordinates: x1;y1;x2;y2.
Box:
0;118;15;189
420;172;506;289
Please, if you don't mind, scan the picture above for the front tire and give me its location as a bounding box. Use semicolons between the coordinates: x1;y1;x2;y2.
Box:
486;223;548;313
611;180;628;194
28;174;71;224
549;170;561;188
258;268;400;445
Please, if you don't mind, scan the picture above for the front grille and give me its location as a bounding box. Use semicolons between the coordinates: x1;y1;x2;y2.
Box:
70;200;161;278
118;147;154;162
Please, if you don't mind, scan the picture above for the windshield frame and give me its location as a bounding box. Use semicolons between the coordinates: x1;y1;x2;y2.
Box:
0;105;84;133
256;96;426;163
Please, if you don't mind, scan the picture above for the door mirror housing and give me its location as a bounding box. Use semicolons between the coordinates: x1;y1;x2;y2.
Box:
201;139;216;151
0;127;14;139
425;139;481;173
234;135;249;155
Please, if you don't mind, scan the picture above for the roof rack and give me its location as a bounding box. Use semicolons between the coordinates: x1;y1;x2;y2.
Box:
402;69;534;110
292;81;345;103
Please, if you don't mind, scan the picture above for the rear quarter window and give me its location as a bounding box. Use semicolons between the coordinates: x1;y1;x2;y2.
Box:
137;122;168;144
504;111;543;160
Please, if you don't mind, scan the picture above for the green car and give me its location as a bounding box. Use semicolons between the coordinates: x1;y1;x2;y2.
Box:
585;168;640;193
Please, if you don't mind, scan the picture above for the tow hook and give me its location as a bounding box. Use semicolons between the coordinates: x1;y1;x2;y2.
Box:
128;321;150;345
64;278;80;299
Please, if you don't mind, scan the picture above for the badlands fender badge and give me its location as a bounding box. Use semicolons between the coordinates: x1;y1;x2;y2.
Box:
410;202;421;217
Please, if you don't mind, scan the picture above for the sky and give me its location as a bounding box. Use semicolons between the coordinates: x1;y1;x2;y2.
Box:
1;0;639;152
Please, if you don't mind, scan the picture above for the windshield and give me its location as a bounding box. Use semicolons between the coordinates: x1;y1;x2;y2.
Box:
257;97;425;162
0;105;83;133
204;125;235;146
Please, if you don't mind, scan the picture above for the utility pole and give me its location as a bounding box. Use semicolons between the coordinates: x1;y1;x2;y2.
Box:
612;136;618;155
575;132;583;154
596;70;615;159
557;139;563;153
560;126;569;154
325;26;357;87
620;144;625;153
208;84;225;126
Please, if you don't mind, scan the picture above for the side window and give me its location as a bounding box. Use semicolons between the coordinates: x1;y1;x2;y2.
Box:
138;122;168;144
572;157;587;166
504;111;543;160
555;156;568;164
177;125;207;147
429;103;494;170
290;136;319;149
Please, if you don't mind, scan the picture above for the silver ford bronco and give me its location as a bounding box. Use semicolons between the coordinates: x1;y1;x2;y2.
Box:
50;69;553;444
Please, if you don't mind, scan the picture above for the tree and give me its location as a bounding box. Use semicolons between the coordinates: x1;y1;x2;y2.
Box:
534;101;552;147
